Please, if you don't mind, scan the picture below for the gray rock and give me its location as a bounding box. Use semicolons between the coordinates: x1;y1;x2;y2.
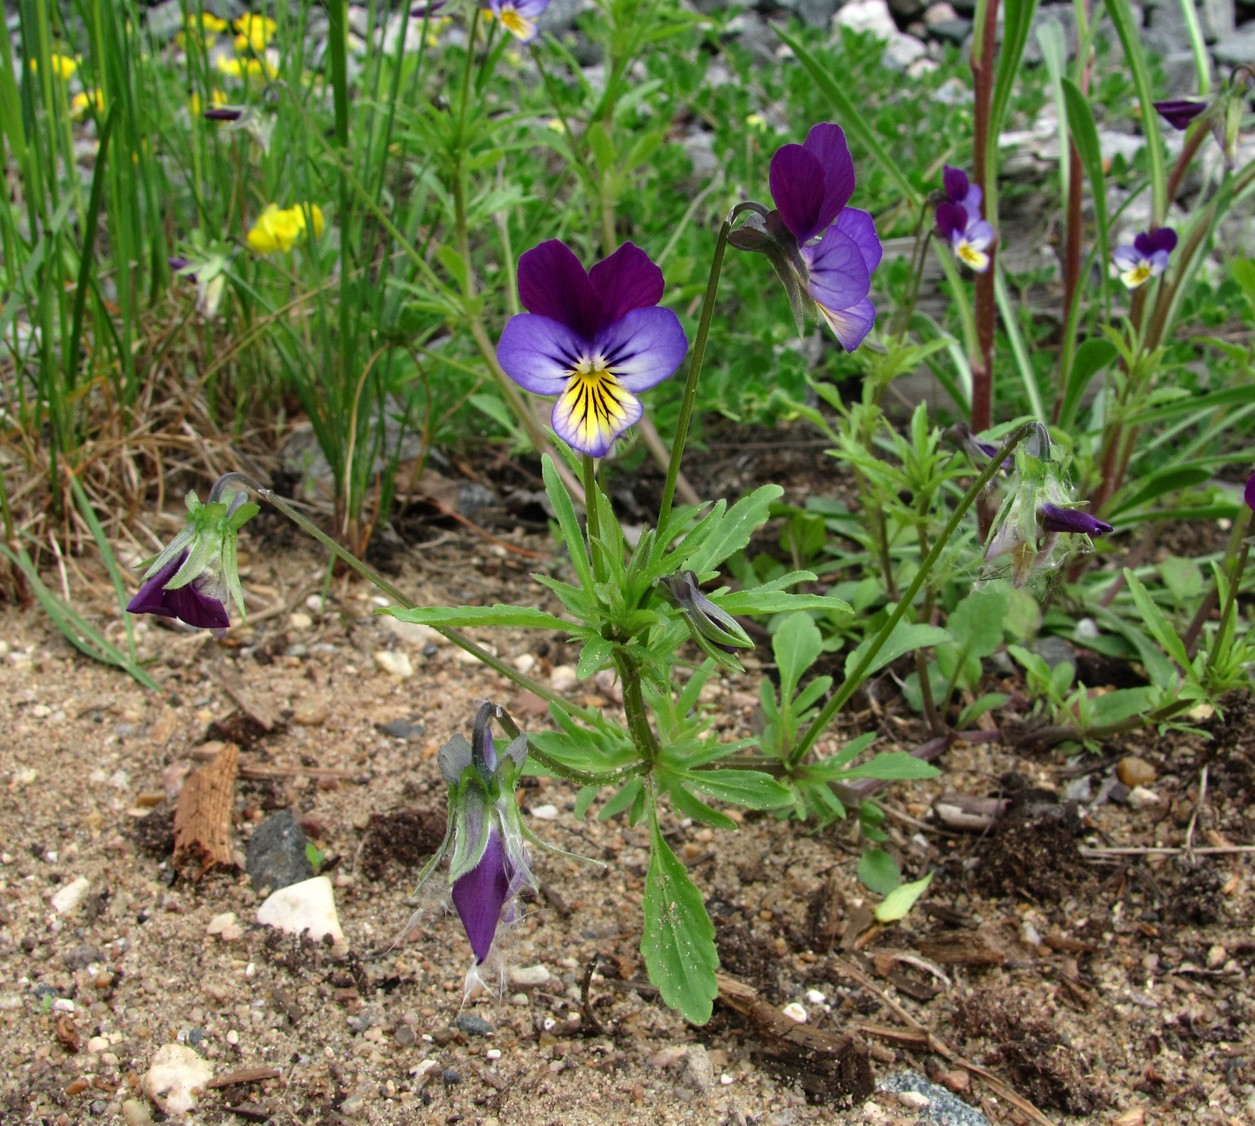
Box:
877;1070;990;1126
836;0;898;37
1211;22;1255;67
884;30;928;69
454;1012;493;1037
796;0;844;27
927;17;973;44
246;809;312;894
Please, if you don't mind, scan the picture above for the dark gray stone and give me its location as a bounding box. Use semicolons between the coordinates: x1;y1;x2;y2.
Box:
246;809;313;894
877;1070;990;1126
454;1012;493;1036
927;16;972;43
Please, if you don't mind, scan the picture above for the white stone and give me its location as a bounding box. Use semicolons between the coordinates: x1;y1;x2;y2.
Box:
51;876;92;915
381;616;443;649
289;612;313;630
1126;786;1161;809
884;31;927;69
549;664;579;693
782;1002;808;1023
804;989;827;1005
508;964;551;988
373;650;414;679
835;0;896;37
206;911;237;935
141;1043;214;1118
256;875;348;952
530;804;560;821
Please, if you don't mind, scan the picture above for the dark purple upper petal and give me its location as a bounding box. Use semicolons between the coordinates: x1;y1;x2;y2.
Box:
517;240;602;339
588;242;665;327
934;200;969;241
801;123;855;227
1245;472;1255;513
1153;98;1207;130
1141;226;1178;255
1039;503;1113;537
127;553;230;631
451;829;513;964
943;164;971;204
770;143;829;243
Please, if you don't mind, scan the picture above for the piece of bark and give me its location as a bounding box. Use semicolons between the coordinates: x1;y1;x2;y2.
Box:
173;743;239;880
933;793;1009;831
716;973;874;1107
206;1066;282;1089
916;926;1007;966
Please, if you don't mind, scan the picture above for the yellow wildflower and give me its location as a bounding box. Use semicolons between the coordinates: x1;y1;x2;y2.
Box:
233;14;277;53
246;203;325;255
189;89;228;114
215;54;277;81
70;89;105;119
31;53;79;80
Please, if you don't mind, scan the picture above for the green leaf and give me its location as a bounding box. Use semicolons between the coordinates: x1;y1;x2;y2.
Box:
642;816;718;1024
945;588;1008;659
828;751;942;783
688;769;792;810
577;635;615;680
1123;569;1192;672
385;605;569;630
858;848;901;896
773;611;824;701
682;484;783;575
542;455;594;594
874;872;934;923
666;782;738;830
718;589;852;616
845;623;952;679
1113;466;1212;516
1062;78;1108;271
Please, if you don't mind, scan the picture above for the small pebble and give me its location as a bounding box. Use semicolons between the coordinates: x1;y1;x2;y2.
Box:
549;665;579;693
1116;756;1157;787
256;875;348;952
508;964;551;989
454;1012;492;1037
781;1002;807;1023
289;611;313;630
373;650;414;679
51;877;92;915
1126;786;1161;809
1206;944;1227;969
141;1043;214;1117
530;804;559;821
394;1024;416;1047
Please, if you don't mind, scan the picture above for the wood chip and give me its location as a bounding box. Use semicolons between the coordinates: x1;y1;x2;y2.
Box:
206;1066;282;1089
716;973;873;1106
917;926;1006;966
173;743;239;880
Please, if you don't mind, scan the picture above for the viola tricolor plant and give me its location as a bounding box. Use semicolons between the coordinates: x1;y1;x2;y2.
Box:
482;0;549;42
1112;227;1177;289
496;241;688;457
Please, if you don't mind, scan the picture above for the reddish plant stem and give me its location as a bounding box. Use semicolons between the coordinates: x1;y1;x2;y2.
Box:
969;0;1000;436
1164;124;1208;208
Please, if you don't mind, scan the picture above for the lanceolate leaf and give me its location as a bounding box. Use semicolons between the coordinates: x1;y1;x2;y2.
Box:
385;605;570;630
642;815;718;1025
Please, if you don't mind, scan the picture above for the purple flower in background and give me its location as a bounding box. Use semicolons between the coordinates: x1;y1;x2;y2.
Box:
935;204;994;273
1039;503;1113;537
942;164;983;219
1153;98;1208;130
1245;473;1255;513
496;240;688;458
127;552;230;632
1112;227;1177;289
767;123;882;349
483;0;548;42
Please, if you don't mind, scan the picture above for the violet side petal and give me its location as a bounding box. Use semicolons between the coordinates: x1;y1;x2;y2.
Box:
551;373;643;458
1153;98;1207;130
451;830;512;964
497;313;586;395
595;306;688;392
833;207;883;274
516;239;601;337
804;229;871;315
769;143;828;243
517;0;550;16
1111;245;1141;272
802;123;855;229
588;241;665;327
816;295;877;352
964;219;995;252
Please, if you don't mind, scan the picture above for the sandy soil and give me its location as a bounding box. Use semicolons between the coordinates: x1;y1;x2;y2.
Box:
1;519;1252;1125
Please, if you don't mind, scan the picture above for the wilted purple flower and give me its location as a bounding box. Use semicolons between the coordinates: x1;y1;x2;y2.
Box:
661;570;753;670
483;0;548;41
127;551;230;632
127;474;257;635
203;106;244;122
1112;227;1177;289
429;704;536;984
1039;503;1113;537
1153;98;1208;130
1245;473;1255;513
766;123;882;349
496;240;688;458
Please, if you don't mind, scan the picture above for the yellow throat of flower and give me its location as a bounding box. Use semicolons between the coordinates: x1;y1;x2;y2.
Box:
558;358;634;450
488;5;534;40
957;239;989;272
1121;263;1152;289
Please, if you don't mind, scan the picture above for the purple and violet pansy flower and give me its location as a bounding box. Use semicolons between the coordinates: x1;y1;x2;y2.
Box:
766;123;883;350
483;0;548;42
128;551;231;632
1112;227;1177;290
935;165;995;273
496;240;688;458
